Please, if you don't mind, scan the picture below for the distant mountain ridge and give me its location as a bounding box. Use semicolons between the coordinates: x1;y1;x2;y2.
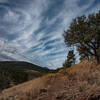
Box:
0;61;50;73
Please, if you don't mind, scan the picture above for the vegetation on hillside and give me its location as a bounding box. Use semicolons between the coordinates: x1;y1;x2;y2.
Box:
0;70;28;91
0;61;50;91
0;61;50;73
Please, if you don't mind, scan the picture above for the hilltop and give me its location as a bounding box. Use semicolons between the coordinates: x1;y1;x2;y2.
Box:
0;61;50;91
0;60;100;100
0;61;49;73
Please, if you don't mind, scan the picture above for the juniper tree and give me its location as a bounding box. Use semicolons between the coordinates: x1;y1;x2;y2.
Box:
63;50;75;68
63;11;100;63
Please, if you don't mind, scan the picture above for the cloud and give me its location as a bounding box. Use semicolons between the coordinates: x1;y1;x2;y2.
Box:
0;0;100;68
0;0;8;3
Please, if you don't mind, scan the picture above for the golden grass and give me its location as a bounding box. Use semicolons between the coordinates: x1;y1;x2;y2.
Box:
0;59;100;100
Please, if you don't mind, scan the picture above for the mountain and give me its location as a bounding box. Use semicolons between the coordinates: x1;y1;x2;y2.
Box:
0;61;50;91
0;61;50;73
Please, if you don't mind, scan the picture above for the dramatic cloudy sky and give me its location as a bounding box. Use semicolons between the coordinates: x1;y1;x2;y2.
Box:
0;0;100;69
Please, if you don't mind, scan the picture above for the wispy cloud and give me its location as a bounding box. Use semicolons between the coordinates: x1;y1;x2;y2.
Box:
0;0;8;3
0;0;100;68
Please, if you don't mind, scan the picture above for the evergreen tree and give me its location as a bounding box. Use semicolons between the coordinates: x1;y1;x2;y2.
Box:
63;50;75;68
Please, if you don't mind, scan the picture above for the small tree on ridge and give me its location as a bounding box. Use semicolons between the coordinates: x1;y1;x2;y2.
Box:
63;50;75;68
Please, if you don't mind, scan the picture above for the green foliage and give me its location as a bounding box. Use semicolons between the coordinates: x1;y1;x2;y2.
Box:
0;71;12;91
0;61;51;91
0;69;29;91
10;71;28;84
0;61;50;73
63;11;100;63
63;50;75;68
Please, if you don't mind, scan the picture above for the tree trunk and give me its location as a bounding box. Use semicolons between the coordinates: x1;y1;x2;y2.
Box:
96;56;100;64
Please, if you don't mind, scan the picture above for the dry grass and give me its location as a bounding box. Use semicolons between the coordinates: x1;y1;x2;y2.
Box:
0;59;100;100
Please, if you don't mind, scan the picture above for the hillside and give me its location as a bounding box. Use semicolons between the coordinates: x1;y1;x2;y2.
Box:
0;61;50;91
0;61;49;73
0;60;100;100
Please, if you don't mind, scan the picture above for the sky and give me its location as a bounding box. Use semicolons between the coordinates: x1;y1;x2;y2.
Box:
0;0;100;69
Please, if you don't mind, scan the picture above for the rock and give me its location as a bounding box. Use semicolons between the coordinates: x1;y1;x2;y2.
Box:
88;94;100;100
56;92;65;100
39;88;47;94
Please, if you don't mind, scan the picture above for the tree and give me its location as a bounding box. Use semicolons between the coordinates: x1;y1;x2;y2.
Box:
78;46;90;61
63;11;100;63
63;50;75;68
